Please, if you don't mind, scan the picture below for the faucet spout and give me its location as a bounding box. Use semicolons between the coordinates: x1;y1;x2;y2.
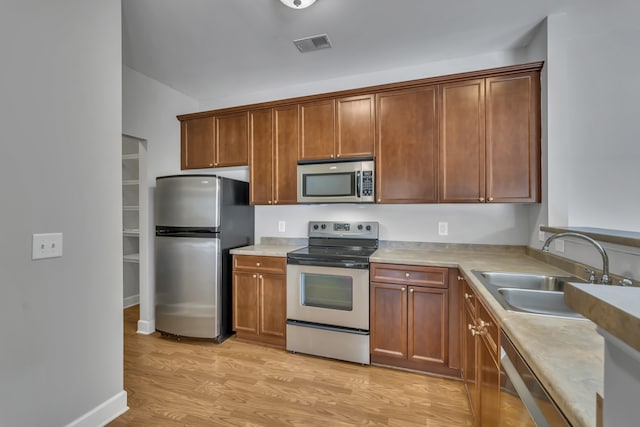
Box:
541;232;610;285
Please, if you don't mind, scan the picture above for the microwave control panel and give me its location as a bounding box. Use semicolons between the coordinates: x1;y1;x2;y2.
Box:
361;171;373;196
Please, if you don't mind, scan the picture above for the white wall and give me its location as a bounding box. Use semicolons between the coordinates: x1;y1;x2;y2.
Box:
525;2;640;281
0;1;126;426
257;204;530;245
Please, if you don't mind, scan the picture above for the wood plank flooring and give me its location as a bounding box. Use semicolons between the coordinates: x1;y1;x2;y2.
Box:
109;306;472;426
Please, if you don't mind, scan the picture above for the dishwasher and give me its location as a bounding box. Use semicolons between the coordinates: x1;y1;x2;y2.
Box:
500;330;571;426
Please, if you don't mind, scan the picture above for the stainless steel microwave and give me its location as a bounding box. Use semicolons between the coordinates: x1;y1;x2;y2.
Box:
297;159;375;204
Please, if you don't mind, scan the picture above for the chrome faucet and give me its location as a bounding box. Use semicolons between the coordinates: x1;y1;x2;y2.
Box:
542;232;610;285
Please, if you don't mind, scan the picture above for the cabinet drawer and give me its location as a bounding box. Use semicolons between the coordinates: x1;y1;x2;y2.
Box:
477;300;499;359
233;255;286;274
371;263;448;288
462;279;477;316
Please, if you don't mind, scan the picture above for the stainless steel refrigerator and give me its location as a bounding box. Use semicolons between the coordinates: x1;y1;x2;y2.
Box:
154;175;254;341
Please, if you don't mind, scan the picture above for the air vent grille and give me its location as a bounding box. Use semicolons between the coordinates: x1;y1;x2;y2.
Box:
293;34;332;53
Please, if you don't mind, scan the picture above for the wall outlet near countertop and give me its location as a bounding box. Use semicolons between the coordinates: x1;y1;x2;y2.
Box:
539;231;546;242
278;220;286;233
438;222;448;236
554;239;565;253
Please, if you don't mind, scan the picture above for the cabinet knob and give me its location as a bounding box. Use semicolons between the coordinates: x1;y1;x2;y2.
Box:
479;197;485;202
259;274;263;279
256;262;261;267
377;199;381;202
252;274;257;278
401;287;406;292
274;200;278;205
336;154;341;158
468;324;475;331
488;197;494;202
208;163;214;167
478;320;491;328
458;275;463;281
405;272;410;278
409;288;414;293
330;154;334;158
464;293;474;300
268;201;272;205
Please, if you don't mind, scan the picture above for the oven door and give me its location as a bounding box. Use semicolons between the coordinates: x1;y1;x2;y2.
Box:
286;263;369;330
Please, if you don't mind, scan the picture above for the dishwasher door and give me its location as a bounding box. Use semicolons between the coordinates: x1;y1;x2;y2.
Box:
500;331;571;427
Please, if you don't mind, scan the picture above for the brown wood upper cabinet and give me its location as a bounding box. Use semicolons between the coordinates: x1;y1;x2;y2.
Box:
439;71;540;203
376;86;438;203
299;95;375;161
181;112;249;170
249;105;298;205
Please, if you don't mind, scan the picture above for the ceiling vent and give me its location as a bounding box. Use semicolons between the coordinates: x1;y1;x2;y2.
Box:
293;34;332;53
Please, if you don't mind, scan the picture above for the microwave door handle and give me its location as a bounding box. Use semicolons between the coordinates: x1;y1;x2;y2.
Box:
356;170;362;198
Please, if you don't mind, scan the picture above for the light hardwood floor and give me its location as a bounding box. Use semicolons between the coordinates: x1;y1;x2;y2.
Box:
109;306;472;426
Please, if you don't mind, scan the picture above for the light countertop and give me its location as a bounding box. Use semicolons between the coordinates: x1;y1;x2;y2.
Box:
565;283;640;353
232;242;603;427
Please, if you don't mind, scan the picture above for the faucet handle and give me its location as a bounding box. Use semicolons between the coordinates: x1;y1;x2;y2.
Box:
584;268;597;283
618;278;633;287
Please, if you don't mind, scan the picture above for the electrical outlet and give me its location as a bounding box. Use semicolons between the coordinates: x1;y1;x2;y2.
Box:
438;222;448;236
32;233;63;260
278;220;286;233
538;231;545;242
554;239;565;253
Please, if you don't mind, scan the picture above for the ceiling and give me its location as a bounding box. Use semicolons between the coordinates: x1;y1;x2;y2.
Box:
122;0;579;104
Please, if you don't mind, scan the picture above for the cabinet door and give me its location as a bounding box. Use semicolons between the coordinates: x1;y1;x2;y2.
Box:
215;111;249;167
336;94;375;159
299;99;335;161
273;105;299;205
408;286;448;367
439;79;486;202
181;116;215;169
463;301;479;420
232;271;259;335
376;86;438;203
370;282;407;359
249;109;274;205
479;337;501;427
258;273;287;343
485;72;540;203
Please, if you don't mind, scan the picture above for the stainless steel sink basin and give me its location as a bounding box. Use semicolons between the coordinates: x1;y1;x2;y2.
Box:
472;270;586;319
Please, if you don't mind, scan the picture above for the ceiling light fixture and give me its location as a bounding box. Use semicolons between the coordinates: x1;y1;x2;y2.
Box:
279;0;317;9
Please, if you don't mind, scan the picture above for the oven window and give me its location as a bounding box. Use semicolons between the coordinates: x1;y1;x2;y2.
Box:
300;273;353;311
303;172;355;197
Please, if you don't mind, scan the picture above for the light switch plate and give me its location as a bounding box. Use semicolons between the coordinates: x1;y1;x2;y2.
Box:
32;233;63;260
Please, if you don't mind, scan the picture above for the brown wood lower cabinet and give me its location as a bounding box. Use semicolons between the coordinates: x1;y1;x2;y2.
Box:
232;255;286;348
461;276;533;427
370;263;460;376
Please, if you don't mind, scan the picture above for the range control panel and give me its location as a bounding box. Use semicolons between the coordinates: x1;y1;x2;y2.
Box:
308;221;379;239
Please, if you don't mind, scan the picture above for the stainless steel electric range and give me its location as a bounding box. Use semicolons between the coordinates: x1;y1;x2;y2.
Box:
286;221;379;364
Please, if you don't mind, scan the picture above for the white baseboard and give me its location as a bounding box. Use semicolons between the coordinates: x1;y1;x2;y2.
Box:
65;390;128;427
137;318;155;335
123;294;139;309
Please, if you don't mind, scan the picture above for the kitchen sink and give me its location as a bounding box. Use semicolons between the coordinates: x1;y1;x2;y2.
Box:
472;270;587;319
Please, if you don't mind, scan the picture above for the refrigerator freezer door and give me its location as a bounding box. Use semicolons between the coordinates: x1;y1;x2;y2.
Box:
155;235;221;339
155;175;221;229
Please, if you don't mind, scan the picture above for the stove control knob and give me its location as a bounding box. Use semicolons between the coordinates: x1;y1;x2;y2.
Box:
313;224;319;230
366;225;372;231
357;224;363;231
321;224;326;230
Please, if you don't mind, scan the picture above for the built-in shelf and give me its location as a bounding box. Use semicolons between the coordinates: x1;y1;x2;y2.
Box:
122;180;139;186
123;253;140;263
541;226;640;249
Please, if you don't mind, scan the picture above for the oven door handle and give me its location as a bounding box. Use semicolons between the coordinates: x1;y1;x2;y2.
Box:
287;258;369;269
